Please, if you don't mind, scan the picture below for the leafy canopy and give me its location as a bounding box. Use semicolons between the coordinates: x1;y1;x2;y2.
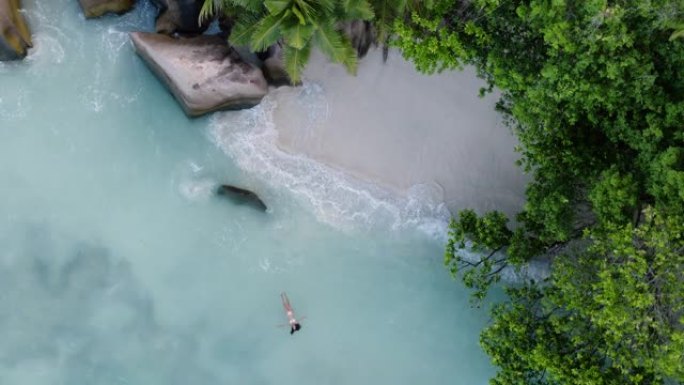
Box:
395;0;684;383
482;208;684;385
201;0;423;82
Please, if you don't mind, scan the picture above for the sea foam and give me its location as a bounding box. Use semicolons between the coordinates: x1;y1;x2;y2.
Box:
208;82;451;241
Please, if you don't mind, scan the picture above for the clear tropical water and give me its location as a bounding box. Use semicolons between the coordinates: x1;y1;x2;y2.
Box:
0;1;497;384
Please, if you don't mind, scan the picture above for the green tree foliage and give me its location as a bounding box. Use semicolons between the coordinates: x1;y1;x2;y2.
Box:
483;208;684;385
396;0;684;249
395;0;684;383
200;0;423;82
369;0;435;44
201;0;368;82
445;209;545;300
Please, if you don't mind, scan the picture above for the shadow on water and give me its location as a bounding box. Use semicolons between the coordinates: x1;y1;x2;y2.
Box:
0;224;171;383
0;1;503;383
0;223;282;384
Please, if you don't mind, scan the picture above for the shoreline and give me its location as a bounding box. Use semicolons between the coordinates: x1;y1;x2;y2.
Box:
269;49;528;219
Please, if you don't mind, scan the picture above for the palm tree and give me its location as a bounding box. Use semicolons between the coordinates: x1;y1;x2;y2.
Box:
369;0;426;43
201;0;376;83
367;0;433;60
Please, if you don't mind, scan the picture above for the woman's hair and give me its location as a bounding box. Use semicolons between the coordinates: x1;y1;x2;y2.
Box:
290;323;302;335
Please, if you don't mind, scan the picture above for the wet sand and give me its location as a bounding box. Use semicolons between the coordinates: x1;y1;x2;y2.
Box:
270;50;528;217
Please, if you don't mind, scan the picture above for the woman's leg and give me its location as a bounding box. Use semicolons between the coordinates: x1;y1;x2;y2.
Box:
281;292;292;311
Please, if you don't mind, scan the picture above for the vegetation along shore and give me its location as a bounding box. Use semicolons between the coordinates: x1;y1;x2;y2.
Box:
202;1;684;384
2;0;682;384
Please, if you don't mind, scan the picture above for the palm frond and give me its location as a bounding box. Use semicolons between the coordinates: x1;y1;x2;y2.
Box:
228;0;264;13
199;0;223;24
283;43;312;83
296;0;320;20
339;35;359;74
291;6;308;25
313;0;335;15
313;23;358;73
670;23;684;41
283;23;315;49
229;18;259;46
371;0;406;42
343;0;375;20
265;0;289;15
250;13;286;51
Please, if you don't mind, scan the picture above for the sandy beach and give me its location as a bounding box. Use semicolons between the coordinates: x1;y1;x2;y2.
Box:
269;50;528;218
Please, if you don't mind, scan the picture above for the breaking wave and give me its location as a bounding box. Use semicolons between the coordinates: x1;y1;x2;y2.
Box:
207;83;451;240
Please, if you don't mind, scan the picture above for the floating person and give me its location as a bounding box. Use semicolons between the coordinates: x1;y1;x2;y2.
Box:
281;292;303;335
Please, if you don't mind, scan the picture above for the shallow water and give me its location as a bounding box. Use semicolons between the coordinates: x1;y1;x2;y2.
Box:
0;1;497;384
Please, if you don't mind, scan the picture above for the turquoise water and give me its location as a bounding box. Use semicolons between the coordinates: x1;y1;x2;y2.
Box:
0;1;496;384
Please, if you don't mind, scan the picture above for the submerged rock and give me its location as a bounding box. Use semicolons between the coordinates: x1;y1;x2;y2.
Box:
216;185;267;212
130;32;268;117
0;0;32;61
78;0;135;18
150;0;208;36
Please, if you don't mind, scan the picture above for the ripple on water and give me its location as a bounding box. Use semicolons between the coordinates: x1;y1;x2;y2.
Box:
0;89;31;120
27;30;66;67
0;225;160;383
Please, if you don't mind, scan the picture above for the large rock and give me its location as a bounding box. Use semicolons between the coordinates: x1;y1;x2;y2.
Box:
341;20;376;58
0;0;31;61
150;0;207;35
130;32;268;117
78;0;135;18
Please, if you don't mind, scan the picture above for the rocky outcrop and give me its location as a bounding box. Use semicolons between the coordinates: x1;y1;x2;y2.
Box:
0;0;31;61
150;0;208;36
78;0;135;18
341;20;376;58
217;14;233;37
216;185;267;212
130;32;268;117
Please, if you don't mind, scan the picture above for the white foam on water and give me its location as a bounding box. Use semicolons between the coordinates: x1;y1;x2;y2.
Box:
178;179;217;202
207;83;451;240
172;159;217;202
77;26;143;113
0;89;31;120
102;27;131;61
188;161;203;173
26;30;66;66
